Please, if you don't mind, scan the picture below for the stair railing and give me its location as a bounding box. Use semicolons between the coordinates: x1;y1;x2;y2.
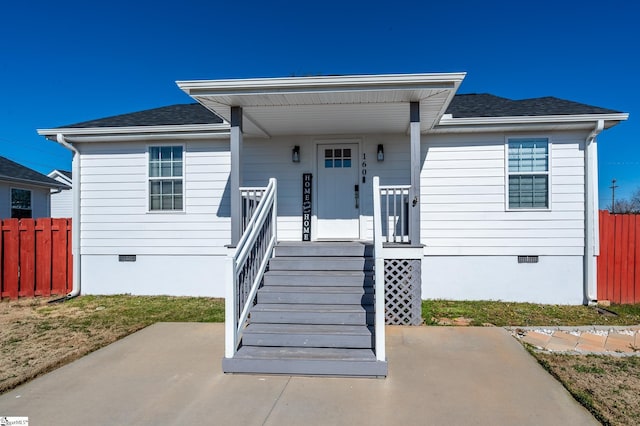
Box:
378;184;411;243
225;178;277;358
372;176;386;362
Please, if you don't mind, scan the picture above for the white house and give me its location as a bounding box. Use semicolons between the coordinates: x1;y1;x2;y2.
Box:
38;73;628;376
47;169;73;217
0;156;69;219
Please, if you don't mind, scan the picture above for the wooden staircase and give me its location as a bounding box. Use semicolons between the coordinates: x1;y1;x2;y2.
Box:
222;241;387;377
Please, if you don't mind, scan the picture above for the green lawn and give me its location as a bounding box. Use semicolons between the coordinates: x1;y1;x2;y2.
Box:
422;300;640;326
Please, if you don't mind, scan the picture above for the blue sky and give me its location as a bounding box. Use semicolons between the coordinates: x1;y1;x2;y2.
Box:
1;0;637;207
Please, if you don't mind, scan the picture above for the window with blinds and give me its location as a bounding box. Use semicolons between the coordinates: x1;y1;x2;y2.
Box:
507;138;549;209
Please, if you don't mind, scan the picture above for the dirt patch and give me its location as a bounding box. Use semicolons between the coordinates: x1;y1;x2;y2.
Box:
0;297;126;393
534;353;640;426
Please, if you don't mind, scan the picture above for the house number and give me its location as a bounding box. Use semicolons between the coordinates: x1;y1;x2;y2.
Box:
362;153;367;183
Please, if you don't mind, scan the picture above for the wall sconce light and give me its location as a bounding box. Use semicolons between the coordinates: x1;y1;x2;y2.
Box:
292;145;300;163
377;144;384;161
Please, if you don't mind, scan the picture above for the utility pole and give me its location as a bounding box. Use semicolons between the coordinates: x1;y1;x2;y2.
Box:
610;179;618;213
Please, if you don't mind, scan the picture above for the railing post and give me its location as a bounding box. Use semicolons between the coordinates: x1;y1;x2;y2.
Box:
224;247;237;358
372;176;386;362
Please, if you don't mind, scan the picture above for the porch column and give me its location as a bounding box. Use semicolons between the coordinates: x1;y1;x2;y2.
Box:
409;102;421;244
230;106;243;245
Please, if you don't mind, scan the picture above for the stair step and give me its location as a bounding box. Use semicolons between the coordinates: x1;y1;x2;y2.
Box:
258;286;374;304
250;303;374;325
223;346;387;377
264;270;373;287
268;257;373;271
242;324;374;348
274;242;373;258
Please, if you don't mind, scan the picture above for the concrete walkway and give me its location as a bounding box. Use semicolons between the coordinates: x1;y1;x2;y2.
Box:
0;324;597;425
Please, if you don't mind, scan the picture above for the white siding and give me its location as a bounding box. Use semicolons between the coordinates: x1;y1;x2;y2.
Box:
50;174;72;218
421;131;586;256
78;140;231;256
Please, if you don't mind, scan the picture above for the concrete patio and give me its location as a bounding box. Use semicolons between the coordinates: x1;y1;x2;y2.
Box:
0;323;598;425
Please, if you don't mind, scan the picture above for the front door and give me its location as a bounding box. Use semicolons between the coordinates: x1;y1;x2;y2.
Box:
317;143;360;240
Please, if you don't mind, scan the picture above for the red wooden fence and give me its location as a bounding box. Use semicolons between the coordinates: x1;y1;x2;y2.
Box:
0;218;72;300
598;210;640;304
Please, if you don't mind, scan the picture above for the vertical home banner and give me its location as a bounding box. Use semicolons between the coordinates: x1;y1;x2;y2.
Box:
302;173;312;241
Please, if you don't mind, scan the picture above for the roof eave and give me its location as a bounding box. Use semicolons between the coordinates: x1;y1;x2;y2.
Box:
38;124;231;145
0;176;69;190
438;112;629;127
177;73;467;96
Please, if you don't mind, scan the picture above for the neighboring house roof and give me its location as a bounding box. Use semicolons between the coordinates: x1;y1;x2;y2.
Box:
446;93;621;118
54;95;621;130
0;157;69;189
61;103;223;128
48;169;72;186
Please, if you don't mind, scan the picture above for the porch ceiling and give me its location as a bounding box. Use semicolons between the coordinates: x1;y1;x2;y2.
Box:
177;73;466;138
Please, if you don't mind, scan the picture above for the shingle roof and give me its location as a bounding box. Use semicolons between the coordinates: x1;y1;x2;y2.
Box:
445;93;620;118
58;170;72;179
56;95;621;129
0;157;69;189
61;103;223;128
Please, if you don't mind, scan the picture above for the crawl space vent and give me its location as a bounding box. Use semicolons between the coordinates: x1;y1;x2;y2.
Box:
518;256;539;264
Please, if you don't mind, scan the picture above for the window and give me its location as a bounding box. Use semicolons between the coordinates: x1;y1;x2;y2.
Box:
11;188;32;218
149;146;183;211
324;148;352;168
507;138;549;209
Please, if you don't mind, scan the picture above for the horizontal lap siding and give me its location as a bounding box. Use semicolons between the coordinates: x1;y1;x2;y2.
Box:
79;141;230;255
422;132;585;256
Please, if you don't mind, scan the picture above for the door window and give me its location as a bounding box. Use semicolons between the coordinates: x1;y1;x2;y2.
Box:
324;148;352;168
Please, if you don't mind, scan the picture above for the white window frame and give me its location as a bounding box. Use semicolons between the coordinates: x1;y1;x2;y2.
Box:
505;136;552;211
146;144;185;213
10;187;33;218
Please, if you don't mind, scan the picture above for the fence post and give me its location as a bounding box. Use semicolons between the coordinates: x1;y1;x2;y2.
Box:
2;220;19;299
19;220;36;297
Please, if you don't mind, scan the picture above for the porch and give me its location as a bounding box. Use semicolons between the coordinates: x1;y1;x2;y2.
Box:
176;74;466;376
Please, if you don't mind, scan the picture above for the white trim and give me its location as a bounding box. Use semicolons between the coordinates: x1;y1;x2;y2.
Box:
439;113;629;126
37;123;229;137
177;73;467;95
504;136;552;212
145;143;186;214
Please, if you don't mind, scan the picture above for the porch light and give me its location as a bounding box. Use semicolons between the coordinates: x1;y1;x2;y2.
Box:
377;144;384;161
292;145;300;163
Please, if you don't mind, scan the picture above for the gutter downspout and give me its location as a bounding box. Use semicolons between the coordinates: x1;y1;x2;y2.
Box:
57;133;81;299
584;119;604;305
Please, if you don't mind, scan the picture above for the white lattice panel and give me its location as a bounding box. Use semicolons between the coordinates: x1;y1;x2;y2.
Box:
384;259;422;325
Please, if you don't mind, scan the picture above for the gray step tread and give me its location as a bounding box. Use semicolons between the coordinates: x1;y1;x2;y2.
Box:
265;270;372;278
251;303;372;313
222;356;387;377
234;346;377;361
271;256;372;261
244;323;373;335
274;243;373;257
259;286;373;294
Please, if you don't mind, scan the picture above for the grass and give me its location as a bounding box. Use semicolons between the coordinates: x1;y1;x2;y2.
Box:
0;295;224;394
531;352;640;426
422;299;640;326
